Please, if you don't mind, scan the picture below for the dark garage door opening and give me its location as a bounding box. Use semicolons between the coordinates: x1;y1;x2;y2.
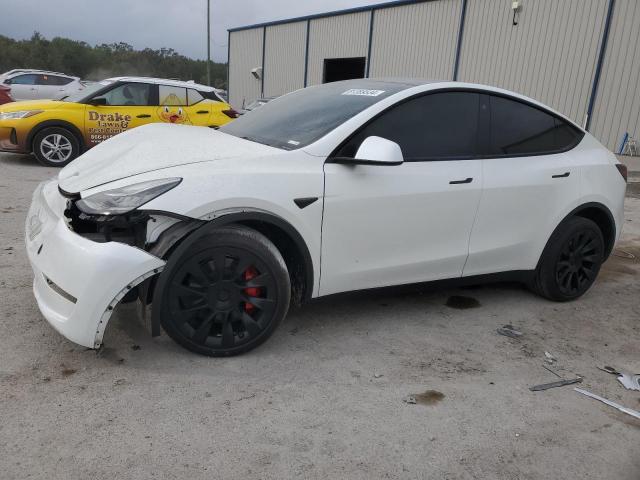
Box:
323;57;366;83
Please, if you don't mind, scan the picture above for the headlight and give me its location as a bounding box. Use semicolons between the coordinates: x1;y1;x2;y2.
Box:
76;178;182;215
0;110;44;120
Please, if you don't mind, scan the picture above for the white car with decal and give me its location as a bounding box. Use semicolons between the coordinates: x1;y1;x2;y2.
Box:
25;79;626;356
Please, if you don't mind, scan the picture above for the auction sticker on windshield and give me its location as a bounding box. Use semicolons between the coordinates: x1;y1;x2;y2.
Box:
341;89;385;97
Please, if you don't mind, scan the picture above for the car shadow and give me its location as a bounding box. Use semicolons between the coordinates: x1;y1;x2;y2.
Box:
0;152;39;166
98;279;529;372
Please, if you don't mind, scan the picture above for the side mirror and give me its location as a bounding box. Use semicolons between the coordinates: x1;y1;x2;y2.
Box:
88;97;107;106
331;136;404;166
4;79;11;85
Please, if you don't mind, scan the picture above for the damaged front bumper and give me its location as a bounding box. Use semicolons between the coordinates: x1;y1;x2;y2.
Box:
25;179;166;348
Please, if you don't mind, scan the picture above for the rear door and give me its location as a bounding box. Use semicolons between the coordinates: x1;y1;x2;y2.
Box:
157;85;192;125
157;86;231;127
321;91;484;295
36;74;73;99
83;82;157;147
464;94;584;276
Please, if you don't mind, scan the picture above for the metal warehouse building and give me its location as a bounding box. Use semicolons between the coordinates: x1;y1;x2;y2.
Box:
227;0;640;152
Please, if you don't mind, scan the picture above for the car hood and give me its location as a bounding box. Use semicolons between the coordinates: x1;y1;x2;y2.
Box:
58;123;279;193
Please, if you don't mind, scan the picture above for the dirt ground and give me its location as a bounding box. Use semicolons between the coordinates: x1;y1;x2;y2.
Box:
1;152;638;480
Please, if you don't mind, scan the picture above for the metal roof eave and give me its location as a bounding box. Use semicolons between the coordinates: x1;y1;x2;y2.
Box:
228;0;434;32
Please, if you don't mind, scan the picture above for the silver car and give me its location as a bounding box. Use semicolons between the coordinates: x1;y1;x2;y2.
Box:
0;69;87;101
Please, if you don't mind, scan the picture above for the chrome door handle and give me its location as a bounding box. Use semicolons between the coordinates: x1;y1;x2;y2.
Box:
552;172;570;178
449;177;473;184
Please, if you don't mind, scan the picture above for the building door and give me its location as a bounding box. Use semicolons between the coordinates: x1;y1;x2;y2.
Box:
323;57;366;83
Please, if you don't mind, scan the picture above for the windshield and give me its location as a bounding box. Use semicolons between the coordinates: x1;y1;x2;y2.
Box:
62;80;112;103
220;80;411;149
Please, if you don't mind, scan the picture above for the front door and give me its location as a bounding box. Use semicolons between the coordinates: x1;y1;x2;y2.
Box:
83;82;157;147
320;91;484;296
7;74;39;100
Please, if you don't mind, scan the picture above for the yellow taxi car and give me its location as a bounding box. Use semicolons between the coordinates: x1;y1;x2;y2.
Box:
0;76;238;166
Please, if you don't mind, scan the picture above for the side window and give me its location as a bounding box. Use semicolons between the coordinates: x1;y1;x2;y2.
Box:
52;76;74;86
37;74;72;86
94;83;151;106
187;89;205;105
337;92;480;160
9;74;37;85
488;95;581;155
554;118;584;150
159;86;188;106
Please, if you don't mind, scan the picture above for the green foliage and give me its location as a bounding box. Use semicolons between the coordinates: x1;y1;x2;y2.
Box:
0;32;228;88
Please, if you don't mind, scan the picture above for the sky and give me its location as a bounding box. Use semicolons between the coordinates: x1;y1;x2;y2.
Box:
0;0;380;62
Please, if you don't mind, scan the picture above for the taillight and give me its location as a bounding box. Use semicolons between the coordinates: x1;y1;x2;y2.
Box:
616;163;628;182
222;108;240;119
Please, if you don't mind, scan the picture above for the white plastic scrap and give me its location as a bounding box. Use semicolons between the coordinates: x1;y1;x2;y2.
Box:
617;373;640;391
574;388;640;420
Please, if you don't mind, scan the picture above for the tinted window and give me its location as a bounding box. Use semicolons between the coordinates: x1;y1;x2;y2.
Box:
93;82;151;106
337;92;480;160
220;80;409;150
38;74;73;86
159;85;187;106
187;89;204;105
10;74;37;85
488;95;581;155
554;119;583;150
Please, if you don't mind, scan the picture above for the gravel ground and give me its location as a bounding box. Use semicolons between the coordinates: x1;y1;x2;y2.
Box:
1;152;639;479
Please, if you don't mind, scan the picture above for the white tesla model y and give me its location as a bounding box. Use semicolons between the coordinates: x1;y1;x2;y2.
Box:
25;79;627;356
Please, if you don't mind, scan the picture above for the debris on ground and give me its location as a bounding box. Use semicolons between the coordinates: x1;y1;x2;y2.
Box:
542;365;562;378
403;390;445;406
596;365;640;391
544;351;557;364
575;387;640;420
597;365;621;375
403;395;417;404
530;377;582;391
373;373;383;379
617;373;640;391
496;324;523;339
612;248;636;259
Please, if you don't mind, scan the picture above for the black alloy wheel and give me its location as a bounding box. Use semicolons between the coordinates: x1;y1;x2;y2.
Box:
533;217;604;301
554;229;600;296
156;226;291;356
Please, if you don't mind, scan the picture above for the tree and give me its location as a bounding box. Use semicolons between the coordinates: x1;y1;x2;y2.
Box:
0;32;227;88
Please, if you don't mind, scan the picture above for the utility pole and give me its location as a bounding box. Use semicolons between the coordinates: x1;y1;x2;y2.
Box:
206;0;211;86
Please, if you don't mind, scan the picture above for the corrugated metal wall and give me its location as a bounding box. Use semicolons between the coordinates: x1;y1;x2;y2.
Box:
589;0;640;151
306;12;371;86
228;28;263;108
458;0;608;126
263;22;307;98
229;0;639;152
369;0;461;80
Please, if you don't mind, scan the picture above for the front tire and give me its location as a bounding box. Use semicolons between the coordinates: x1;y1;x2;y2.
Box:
33;127;80;167
155;226;291;357
533;217;604;301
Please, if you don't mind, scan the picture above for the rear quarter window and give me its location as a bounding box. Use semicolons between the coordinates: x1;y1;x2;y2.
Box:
488;95;583;156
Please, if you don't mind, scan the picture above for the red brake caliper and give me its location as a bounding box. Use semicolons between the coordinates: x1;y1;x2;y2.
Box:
243;266;261;313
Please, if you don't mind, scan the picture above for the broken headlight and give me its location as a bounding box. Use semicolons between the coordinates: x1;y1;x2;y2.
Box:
76;178;181;215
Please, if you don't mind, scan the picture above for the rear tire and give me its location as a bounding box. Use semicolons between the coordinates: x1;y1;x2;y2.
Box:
33;127;80;167
154;226;291;357
533;217;604;301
